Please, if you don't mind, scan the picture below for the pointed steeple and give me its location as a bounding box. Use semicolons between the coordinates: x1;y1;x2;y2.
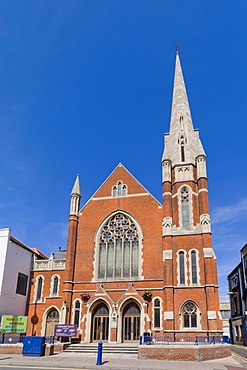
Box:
70;175;81;216
169;51;194;135
71;174;81;196
162;51;205;170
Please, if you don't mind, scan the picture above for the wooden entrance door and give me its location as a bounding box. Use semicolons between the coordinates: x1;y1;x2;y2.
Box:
92;303;109;342
123;302;140;342
45;309;59;337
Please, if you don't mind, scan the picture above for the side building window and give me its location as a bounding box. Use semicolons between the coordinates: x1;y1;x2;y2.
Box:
97;213;140;280
179;251;186;284
74;300;81;327
153;298;161;328
36;276;44;301
180;186;191;229
16;272;28;296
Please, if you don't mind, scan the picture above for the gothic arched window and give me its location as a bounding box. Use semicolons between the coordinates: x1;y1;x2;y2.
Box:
182;301;198;328
112;181;128;197
181;186;190;229
36;276;43;301
191;251;198;284
51;275;59;296
98;213;139;279
74;300;81;327
153;298;161;328
179;251;185;284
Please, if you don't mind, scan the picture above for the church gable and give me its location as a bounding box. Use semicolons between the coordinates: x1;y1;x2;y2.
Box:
86;163;161;205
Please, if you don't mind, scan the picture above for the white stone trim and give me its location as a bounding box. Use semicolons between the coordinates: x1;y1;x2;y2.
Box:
163;250;172;261
162;160;172;182
162;217;172;236
198;188;208;193
207;310;216;320
162;192;172;196
175;165;194;182
200;214;211;233
196;156;207;179
92;193;149;201
203;248;215;258
164;311;174;320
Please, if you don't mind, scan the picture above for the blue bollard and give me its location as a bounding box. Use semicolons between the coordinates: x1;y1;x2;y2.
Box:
96;342;103;365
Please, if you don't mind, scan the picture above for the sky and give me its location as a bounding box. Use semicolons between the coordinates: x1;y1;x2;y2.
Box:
0;1;246;299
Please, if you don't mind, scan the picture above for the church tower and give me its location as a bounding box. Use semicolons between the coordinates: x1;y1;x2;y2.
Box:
162;51;222;336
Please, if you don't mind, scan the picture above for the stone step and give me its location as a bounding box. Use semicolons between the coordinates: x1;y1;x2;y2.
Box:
65;344;138;354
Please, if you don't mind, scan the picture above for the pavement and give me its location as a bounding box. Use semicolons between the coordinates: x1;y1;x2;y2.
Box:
0;351;244;370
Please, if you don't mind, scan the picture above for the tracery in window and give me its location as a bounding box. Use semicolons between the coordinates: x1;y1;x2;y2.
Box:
182;301;198;328
181;186;190;229
191;251;198;284
98;213;139;279
112;181;128;197
153;298;161;328
179;251;185;284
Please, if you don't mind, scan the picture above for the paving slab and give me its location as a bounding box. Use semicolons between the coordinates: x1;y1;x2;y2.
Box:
0;352;243;370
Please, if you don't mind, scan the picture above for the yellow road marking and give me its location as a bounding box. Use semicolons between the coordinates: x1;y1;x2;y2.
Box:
232;350;247;364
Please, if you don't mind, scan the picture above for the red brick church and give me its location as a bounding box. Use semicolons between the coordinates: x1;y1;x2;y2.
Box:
27;52;222;342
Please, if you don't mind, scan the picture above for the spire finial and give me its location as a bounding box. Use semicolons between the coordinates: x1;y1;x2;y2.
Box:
175;40;179;55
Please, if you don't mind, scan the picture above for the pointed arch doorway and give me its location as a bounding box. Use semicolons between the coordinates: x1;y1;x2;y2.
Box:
122;302;141;342
92;302;109;342
45;308;59;337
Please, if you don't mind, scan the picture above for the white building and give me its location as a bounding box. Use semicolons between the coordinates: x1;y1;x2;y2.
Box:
0;228;45;318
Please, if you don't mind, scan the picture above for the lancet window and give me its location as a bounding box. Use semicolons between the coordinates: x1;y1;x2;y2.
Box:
181;186;190;229
73;300;81;327
179;251;185;284
98;213;139;279
112;181;127;197
191;251;198;284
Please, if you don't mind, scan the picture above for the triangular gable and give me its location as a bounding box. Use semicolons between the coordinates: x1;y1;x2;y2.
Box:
116;283;144;305
88;285;114;305
80;163;162;212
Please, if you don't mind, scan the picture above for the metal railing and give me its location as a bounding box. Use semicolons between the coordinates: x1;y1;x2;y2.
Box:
140;335;229;345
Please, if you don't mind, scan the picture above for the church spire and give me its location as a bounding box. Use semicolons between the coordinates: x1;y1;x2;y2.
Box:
169;51;194;135
162;51;205;170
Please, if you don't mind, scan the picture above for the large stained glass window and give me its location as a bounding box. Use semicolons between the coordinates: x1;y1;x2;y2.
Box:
98;213;139;279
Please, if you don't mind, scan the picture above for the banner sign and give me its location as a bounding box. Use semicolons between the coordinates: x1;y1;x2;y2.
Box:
54;324;77;337
1;315;28;333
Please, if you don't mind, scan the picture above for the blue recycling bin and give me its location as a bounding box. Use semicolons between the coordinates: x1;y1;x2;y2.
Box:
22;336;46;357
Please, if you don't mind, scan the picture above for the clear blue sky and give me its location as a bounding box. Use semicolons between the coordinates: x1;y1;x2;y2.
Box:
0;1;246;299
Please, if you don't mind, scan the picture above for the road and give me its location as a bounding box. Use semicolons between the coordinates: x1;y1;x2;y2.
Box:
231;345;247;368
